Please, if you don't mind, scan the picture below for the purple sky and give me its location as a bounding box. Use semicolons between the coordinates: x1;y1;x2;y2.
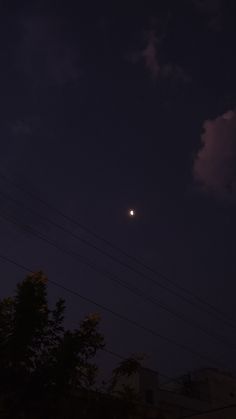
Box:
0;0;236;379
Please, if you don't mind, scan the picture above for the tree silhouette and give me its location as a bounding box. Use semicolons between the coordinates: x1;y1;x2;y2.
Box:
0;272;104;418
0;272;142;419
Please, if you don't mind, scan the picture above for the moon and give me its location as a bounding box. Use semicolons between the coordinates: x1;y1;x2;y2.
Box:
129;209;135;217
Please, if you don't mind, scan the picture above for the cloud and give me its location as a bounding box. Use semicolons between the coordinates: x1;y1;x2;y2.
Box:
161;64;191;84
1;117;40;175
10;120;32;136
18;15;80;86
129;30;190;84
193;110;236;198
192;0;222;29
192;0;221;14
142;31;161;80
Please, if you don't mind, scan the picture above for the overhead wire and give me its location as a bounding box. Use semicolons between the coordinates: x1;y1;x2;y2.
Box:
0;207;234;353
0;187;235;351
0;170;233;329
0;250;228;368
0;250;234;410
0;185;234;348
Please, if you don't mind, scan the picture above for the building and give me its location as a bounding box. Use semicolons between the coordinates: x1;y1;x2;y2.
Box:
117;366;236;418
163;368;236;408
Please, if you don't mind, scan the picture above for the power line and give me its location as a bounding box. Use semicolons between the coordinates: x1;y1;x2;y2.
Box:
0;249;233;409
0;188;234;332
0;170;233;328
0;250;210;403
0;208;234;353
0;244;231;414
0;250;227;369
0;190;235;351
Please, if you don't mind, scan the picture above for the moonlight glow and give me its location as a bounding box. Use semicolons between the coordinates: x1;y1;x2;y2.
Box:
129;209;135;217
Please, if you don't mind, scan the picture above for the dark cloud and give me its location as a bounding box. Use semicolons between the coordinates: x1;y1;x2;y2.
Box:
193;110;236;198
192;0;222;29
161;64;191;84
129;30;190;84
10;120;32;136
142;31;161;80
1;118;34;173
0;116;42;177
18;15;80;86
192;0;222;14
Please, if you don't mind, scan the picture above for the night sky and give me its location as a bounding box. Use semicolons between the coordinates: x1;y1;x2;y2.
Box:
1;0;236;379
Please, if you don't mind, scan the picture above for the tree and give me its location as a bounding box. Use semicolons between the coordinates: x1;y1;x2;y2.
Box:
0;272;104;418
0;272;143;419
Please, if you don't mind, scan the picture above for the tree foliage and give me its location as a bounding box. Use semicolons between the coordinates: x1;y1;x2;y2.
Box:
0;272;142;419
0;272;104;418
